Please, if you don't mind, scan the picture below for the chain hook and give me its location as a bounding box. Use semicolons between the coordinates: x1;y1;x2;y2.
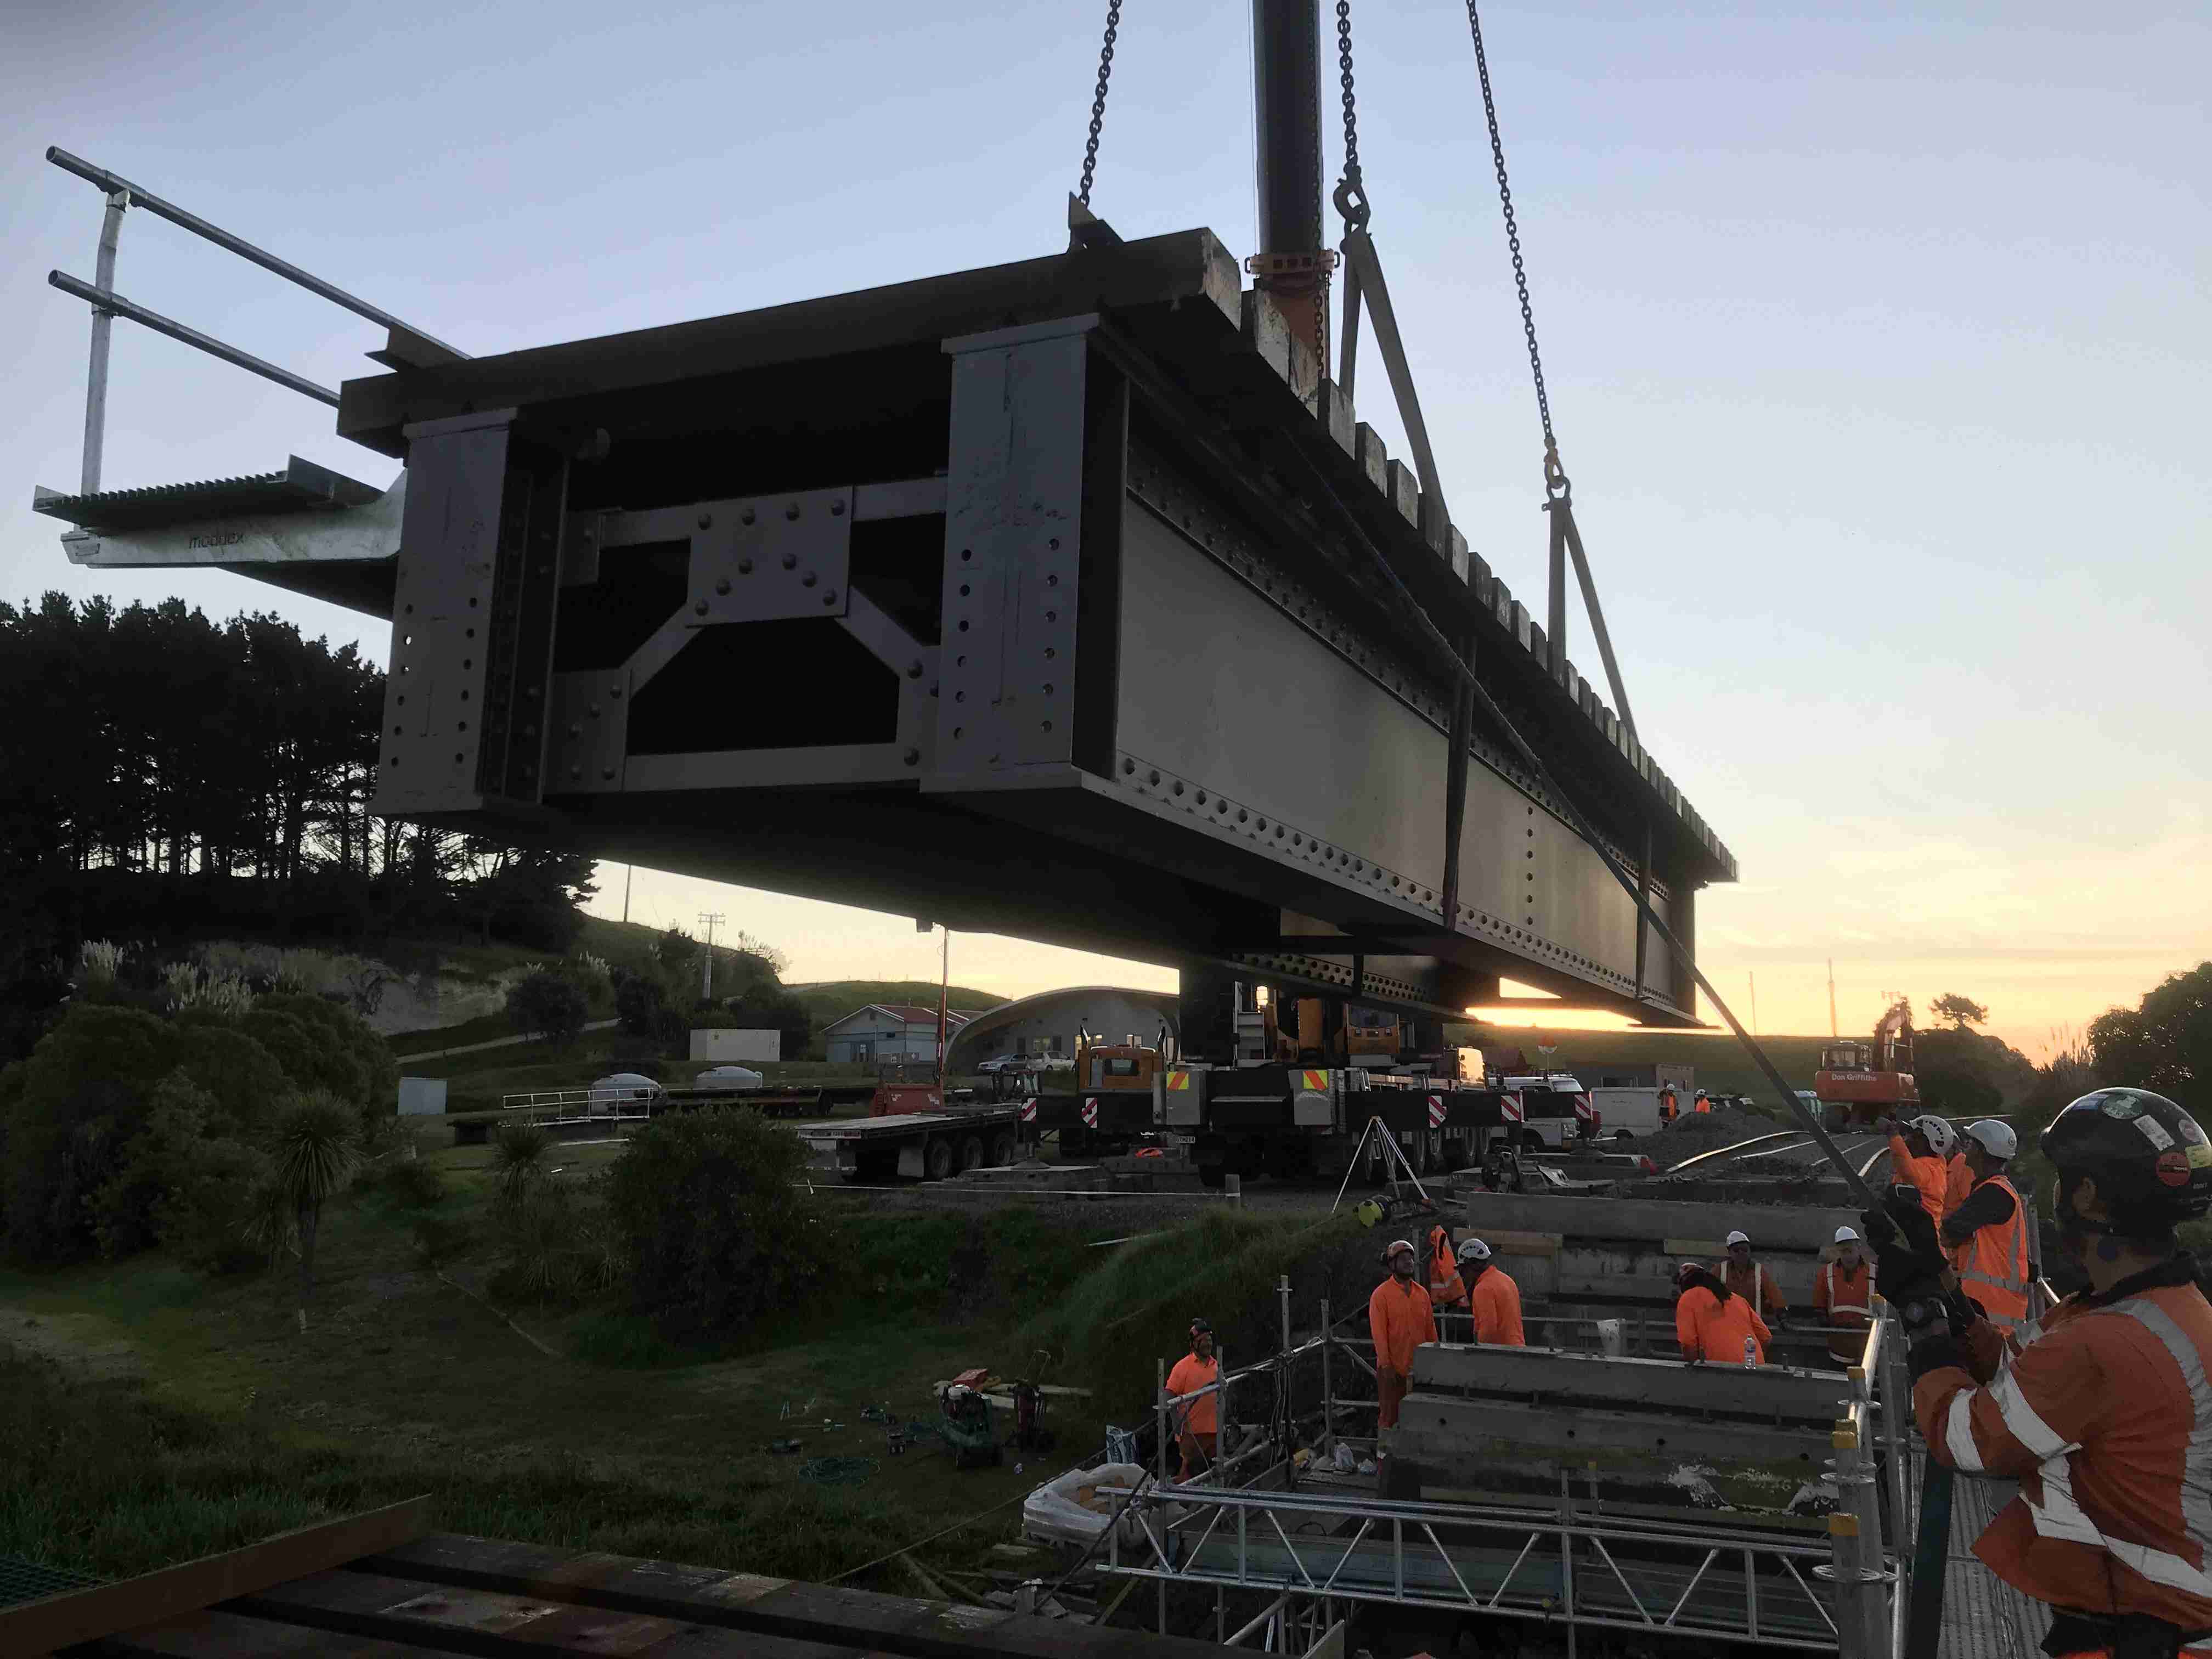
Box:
1332;172;1372;235
1543;443;1571;504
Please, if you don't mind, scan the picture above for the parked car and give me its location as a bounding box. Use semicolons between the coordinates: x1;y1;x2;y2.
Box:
696;1064;765;1089
591;1071;665;1104
975;1054;1024;1075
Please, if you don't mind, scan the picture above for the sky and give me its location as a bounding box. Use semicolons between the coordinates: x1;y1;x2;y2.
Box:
5;1;2207;1058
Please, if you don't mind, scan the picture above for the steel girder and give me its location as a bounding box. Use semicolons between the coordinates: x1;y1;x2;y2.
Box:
52;227;1734;1025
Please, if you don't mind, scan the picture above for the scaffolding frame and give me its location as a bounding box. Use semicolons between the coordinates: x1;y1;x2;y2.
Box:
1113;1294;1912;1656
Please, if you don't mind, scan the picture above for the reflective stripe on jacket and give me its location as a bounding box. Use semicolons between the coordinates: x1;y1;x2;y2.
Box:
1469;1267;1525;1347
1369;1276;1436;1376
1950;1175;2031;1333
1677;1285;1772;1364
1717;1259;1788;1319
1817;1261;1874;1322
1915;1272;2212;1635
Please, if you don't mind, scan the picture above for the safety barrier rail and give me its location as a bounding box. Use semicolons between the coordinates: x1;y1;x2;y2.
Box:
42;145;463;498
496;1089;656;1127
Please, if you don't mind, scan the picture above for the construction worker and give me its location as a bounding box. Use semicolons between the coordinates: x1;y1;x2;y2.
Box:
1945;1146;1976;1217
1457;1238;1526;1346
1674;1259;1773;1364
1714;1228;1790;1324
1658;1085;1679;1124
1162;1318;1219;1480
1814;1225;1876;1365
1426;1223;1469;1342
1940;1119;2031;1338
1693;1088;1712;1114
1872;1088;2212;1659
1369;1239;1437;1431
1880;1113;1957;1224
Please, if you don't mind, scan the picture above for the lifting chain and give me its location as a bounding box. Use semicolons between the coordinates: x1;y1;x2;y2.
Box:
1463;0;1568;500
1333;0;1369;231
1075;0;1123;208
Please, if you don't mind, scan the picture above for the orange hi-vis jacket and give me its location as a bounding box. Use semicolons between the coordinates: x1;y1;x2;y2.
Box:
1946;1154;1974;1218
1427;1227;1466;1312
1816;1258;1875;1361
1467;1266;1525;1347
1164;1351;1220;1436
1948;1174;2032;1335
1889;1134;1950;1224
1916;1260;2212;1642
1369;1276;1436;1376
1717;1258;1789;1321
1677;1284;1772;1364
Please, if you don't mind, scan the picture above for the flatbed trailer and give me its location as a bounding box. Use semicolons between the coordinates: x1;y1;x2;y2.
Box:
794;1103;1027;1182
661;1081;882;1117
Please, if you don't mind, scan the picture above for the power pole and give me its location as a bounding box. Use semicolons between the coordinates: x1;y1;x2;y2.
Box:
622;864;633;926
1748;972;1758;1037
697;910;724;1001
936;926;951;1087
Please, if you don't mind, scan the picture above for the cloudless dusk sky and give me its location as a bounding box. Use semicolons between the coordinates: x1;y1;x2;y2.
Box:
6;2;2206;1056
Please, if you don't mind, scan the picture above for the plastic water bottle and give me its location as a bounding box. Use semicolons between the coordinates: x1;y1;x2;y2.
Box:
1742;1336;1758;1369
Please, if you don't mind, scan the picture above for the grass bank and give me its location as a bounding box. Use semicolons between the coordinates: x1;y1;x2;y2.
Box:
0;1144;1328;1589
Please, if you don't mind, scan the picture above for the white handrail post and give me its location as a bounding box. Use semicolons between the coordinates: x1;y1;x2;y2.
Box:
81;188;128;495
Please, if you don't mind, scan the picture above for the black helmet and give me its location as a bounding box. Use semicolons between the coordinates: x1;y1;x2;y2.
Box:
2041;1088;2212;1237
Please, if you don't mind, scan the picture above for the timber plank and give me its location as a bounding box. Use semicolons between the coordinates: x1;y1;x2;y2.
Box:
229;1567;866;1656
359;1534;1229;1658
89;1606;453;1657
0;1496;430;1657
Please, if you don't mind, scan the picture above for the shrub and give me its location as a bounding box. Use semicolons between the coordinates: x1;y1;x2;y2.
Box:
602;1108;820;1339
409;1211;474;1272
363;1155;447;1211
89;1070;272;1272
488;1181;619;1306
240;995;397;1122
490;1120;551;1205
507;969;589;1049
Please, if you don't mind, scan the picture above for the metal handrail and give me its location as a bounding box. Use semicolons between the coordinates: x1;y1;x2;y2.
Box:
47;147;464;356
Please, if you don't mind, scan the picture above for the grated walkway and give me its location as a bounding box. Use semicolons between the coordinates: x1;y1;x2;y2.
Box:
1928;1462;2054;1659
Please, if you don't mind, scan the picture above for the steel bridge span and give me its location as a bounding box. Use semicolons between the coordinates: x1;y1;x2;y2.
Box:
46;227;1734;1039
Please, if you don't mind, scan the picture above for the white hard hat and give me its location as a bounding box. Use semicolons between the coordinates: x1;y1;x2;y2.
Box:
1833;1225;1861;1244
1457;1237;1492;1262
1385;1238;1415;1260
1964;1119;2017;1159
1725;1229;1751;1247
1910;1116;1959;1159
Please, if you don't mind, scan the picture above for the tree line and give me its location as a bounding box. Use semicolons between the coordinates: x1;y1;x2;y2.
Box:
0;592;594;981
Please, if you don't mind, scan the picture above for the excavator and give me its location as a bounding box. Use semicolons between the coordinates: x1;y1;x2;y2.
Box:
1813;996;1920;1130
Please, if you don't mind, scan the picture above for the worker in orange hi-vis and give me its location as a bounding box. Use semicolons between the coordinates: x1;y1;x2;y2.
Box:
1161;1318;1220;1480
1715;1229;1789;1324
1426;1223;1468;1342
1815;1225;1877;1365
1674;1259;1773;1364
1945;1149;1975;1218
1874;1088;2212;1659
1692;1088;1712;1114
1368;1239;1436;1431
1658;1085;1679;1124
1880;1113;1957;1224
1455;1238;1525;1346
1940;1120;2032;1339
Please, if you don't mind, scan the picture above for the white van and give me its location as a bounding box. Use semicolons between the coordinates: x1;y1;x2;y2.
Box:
1589;1086;1665;1139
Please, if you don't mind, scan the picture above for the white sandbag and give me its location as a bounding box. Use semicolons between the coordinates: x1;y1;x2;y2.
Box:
1021;1462;1156;1549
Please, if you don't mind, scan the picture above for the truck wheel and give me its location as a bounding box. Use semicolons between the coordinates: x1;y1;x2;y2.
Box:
1613;1128;1633;1143
1522;1130;1545;1153
958;1134;985;1173
1425;1130;1446;1172
989;1130;1017;1167
923;1137;955;1181
1407;1133;1429;1177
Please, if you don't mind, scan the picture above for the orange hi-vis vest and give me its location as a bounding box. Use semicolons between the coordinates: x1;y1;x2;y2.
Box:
1369;1276;1436;1376
1694;1092;1712;1114
1950;1175;2031;1335
1468;1267;1525;1347
1916;1269;2212;1642
1677;1285;1771;1364
1816;1259;1875;1362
